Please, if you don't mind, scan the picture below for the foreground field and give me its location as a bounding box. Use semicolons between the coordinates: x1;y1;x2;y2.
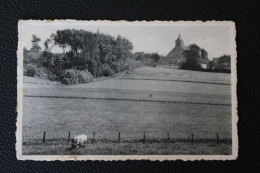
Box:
23;97;231;155
22;67;232;155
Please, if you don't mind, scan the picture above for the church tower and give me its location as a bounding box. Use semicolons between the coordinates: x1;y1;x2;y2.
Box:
175;34;184;47
165;34;187;68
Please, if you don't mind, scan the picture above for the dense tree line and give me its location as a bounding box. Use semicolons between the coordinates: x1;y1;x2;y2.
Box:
24;29;135;84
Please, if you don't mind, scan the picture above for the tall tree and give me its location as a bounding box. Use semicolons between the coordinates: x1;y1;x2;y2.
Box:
201;49;208;59
31;34;41;53
151;53;160;63
208;60;215;70
181;44;202;70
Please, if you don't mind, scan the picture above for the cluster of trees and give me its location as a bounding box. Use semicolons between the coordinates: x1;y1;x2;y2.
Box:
134;53;161;67
208;55;231;72
24;29;135;83
180;44;231;73
180;44;209;70
51;29;134;76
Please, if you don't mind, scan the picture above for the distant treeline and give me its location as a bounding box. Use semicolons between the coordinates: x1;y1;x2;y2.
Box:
134;52;162;67
24;29;137;84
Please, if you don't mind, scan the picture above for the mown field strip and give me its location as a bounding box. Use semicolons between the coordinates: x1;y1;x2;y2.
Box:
24;95;231;106
119;77;230;85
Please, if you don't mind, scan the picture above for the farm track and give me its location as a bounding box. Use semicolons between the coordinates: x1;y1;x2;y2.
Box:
24;95;231;106
120;77;230;85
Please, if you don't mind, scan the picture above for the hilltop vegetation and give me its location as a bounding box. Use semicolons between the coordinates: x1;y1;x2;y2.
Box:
24;30;136;84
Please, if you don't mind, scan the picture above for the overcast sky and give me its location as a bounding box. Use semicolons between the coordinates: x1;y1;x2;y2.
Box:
19;21;233;60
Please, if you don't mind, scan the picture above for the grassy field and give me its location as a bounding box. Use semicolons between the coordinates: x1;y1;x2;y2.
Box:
123;67;231;84
22;67;232;155
24;76;60;85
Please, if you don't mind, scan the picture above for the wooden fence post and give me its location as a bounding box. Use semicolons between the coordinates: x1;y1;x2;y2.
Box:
43;131;46;143
93;131;96;143
217;133;219;144
143;132;146;144
167;132;170;142
118;132;120;143
67;132;70;144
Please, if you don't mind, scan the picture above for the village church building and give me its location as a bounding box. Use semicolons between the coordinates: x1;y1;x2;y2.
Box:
166;34;188;68
160;34;209;69
159;34;188;68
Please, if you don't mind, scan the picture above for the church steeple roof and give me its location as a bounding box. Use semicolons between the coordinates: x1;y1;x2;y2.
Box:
177;34;182;40
167;34;187;58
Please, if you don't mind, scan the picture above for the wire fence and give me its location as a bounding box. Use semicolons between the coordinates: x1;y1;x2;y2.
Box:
23;131;232;146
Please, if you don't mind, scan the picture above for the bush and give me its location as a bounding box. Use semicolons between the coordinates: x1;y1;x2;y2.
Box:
35;67;58;81
123;58;134;71
36;67;48;78
25;64;37;77
111;61;120;73
102;65;115;77
47;72;57;81
78;70;93;83
102;68;115;77
62;69;79;84
151;63;157;67
61;69;93;85
62;78;70;85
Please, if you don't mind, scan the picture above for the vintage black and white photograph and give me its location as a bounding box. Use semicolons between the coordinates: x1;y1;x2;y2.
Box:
16;20;237;160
